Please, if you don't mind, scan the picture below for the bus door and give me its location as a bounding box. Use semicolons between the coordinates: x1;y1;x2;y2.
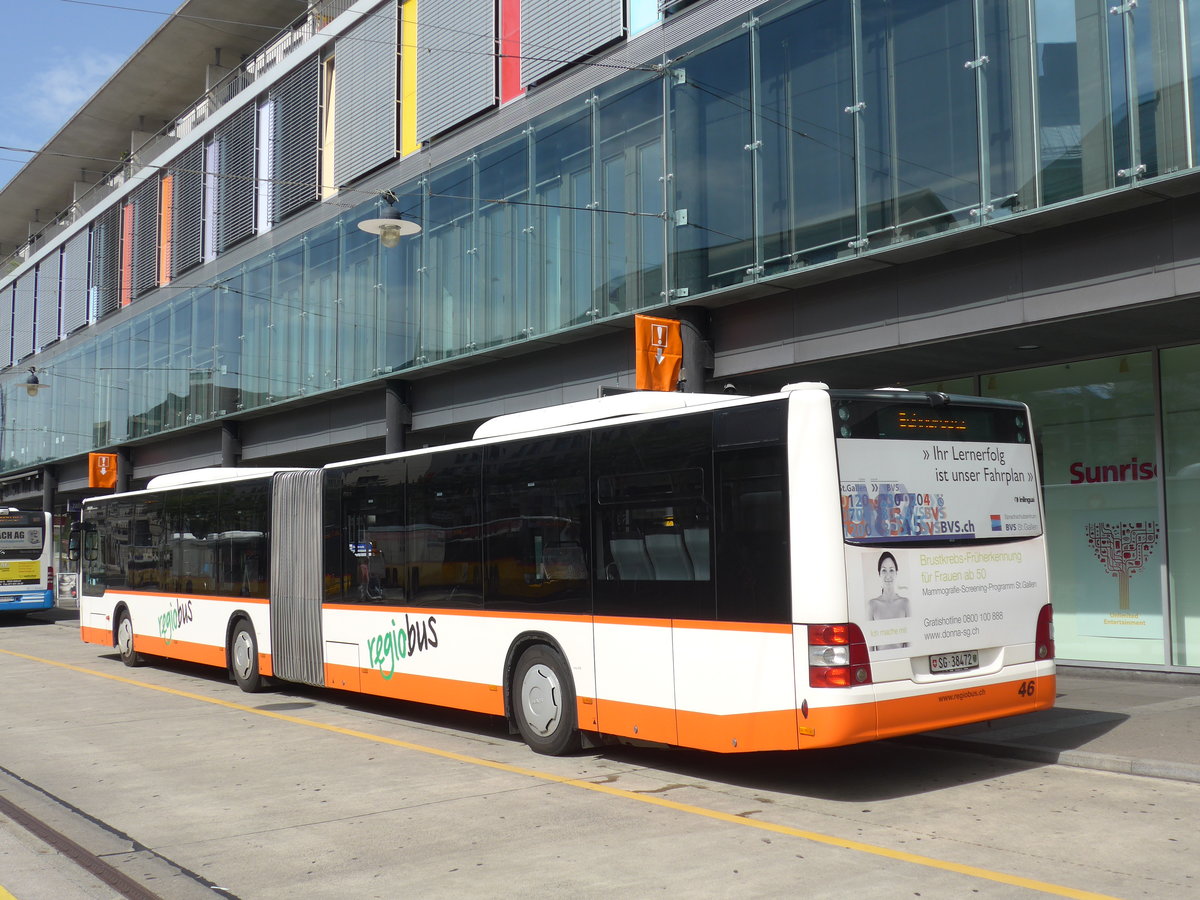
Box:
671;403;796;753
270;470;326;686
591;414;718;747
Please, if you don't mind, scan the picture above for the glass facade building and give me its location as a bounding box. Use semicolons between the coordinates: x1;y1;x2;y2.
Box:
4;0;1200;671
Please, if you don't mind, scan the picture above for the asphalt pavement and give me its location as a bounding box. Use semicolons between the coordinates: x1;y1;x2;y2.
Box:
3;609;1200;900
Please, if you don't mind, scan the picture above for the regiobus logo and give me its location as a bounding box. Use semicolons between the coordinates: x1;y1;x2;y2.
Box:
1068;457;1156;485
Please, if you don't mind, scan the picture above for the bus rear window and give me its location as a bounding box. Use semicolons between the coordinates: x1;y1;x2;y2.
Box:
833;395;1042;544
0;514;46;560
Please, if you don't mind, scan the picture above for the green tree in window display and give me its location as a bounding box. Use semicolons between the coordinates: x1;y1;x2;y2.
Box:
1084;521;1160;612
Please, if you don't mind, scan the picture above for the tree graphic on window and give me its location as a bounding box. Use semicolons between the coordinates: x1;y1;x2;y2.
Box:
1084;521;1160;612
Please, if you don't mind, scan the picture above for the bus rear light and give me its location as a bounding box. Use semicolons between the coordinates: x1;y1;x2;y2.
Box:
47;565;54;591
1035;603;1054;660
808;623;872;688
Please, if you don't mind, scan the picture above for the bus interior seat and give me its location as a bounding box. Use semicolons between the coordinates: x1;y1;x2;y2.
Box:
644;533;694;581
610;537;656;580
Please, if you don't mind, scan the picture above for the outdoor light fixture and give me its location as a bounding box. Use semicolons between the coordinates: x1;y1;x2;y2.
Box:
358;191;421;248
23;367;46;398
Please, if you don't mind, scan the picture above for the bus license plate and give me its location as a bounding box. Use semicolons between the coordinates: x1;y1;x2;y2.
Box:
929;650;978;673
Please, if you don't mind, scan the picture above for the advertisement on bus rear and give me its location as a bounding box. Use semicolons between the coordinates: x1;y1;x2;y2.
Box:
844;544;1044;660
837;439;1042;543
837;438;1045;661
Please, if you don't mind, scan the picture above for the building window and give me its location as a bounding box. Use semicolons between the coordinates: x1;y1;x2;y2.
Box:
984;354;1164;666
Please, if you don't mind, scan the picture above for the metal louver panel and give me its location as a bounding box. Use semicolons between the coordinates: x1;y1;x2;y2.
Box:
0;287;12;370
12;272;34;362
217;104;256;252
269;469;326;686
521;0;623;86
91;208;121;320
272;55;321;223
131;178;160;300
334;2;399;186
171;143;204;277
34;251;61;351
416;0;494;143
62;230;89;335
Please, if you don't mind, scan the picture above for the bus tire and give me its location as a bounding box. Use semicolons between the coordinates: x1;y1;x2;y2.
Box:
229;620;264;693
116;610;142;667
513;645;579;756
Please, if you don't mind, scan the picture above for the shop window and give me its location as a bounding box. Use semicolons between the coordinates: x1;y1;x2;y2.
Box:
985;354;1164;665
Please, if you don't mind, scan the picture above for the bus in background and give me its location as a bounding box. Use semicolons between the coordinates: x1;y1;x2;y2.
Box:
76;384;1054;754
0;508;55;616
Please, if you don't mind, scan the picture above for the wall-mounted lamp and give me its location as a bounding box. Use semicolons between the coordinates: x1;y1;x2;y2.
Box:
358;191;421;248
23;367;47;398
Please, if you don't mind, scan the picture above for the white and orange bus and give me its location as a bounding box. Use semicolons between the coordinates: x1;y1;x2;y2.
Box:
76;384;1054;754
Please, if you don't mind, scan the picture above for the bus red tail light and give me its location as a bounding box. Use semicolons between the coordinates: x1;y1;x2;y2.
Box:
808;623;872;688
1035;604;1054;660
47;565;54;591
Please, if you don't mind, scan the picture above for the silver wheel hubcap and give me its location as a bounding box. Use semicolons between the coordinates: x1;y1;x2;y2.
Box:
520;663;561;736
117;617;133;656
233;631;254;680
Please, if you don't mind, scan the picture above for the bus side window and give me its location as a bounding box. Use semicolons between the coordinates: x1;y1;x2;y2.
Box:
715;448;790;624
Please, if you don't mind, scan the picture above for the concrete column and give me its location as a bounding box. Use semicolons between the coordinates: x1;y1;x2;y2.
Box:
41;465;56;514
675;309;712;393
385;381;412;454
221;421;242;467
115;447;131;494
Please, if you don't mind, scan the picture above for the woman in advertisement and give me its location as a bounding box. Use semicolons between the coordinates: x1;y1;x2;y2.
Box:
869;551;910;650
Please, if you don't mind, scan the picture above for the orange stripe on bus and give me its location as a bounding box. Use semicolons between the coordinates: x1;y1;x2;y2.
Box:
671;619;793;634
593;697;679;747
796;674;1057;750
80;625;111;647
676;707;800;752
135;635;227;669
324;662;505;717
874;673;1055;739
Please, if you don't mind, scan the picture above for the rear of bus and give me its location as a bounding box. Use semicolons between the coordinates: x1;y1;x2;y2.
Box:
0;509;54;614
794;387;1054;747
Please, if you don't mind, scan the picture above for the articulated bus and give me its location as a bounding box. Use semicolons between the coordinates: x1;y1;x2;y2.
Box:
0;508;55;616
77;384;1054;754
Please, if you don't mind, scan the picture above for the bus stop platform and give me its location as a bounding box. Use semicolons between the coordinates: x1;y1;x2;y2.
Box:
909;667;1200;784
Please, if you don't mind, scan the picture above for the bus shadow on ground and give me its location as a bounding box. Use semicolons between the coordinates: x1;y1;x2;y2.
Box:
76;645;1124;804
271;675;1106;803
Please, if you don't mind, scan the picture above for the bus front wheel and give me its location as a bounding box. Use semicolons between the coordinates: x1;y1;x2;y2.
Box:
229;621;264;693
513;645;579;756
116;611;142;667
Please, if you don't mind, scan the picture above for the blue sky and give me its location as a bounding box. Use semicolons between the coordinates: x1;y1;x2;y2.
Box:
0;0;182;191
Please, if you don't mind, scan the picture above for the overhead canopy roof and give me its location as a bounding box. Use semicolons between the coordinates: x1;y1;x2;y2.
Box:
0;0;303;252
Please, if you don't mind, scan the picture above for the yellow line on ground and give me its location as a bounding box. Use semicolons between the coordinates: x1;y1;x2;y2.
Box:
0;886;18;900
3;647;1117;900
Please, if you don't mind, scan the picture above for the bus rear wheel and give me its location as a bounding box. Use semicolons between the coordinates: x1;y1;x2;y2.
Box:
513;645;579;756
116;610;142;667
229;621;264;693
